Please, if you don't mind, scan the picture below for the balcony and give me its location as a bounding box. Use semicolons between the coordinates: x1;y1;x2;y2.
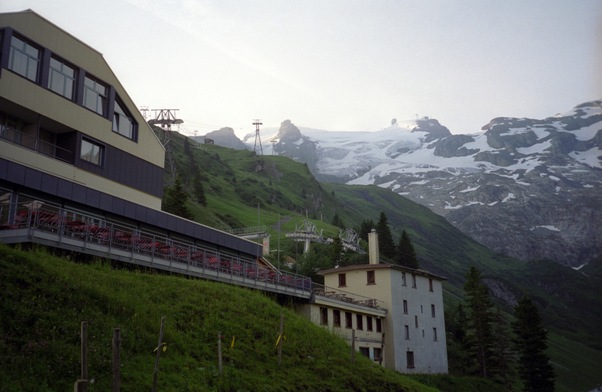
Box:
0;125;74;163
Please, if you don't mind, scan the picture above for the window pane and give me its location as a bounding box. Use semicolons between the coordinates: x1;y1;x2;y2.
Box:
81;139;102;165
49;57;75;99
9;36;39;82
113;100;135;139
83;76;106;115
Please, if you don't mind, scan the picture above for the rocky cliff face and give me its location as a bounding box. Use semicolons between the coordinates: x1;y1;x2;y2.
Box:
193;127;248;150
265;101;602;267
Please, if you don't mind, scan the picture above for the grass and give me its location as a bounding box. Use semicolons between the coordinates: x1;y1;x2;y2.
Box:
0;244;440;392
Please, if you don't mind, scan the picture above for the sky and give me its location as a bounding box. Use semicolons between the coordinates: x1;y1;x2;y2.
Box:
3;0;601;136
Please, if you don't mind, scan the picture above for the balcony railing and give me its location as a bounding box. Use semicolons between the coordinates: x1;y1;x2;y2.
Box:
0;126;74;163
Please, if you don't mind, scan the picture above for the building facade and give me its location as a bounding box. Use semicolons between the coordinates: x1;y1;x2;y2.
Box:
317;231;449;374
1;9;164;210
0;9;262;260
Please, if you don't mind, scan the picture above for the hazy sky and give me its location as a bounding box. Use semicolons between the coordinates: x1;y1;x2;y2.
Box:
3;0;601;136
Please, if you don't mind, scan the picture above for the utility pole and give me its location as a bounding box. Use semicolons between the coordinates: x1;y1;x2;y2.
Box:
253;119;263;155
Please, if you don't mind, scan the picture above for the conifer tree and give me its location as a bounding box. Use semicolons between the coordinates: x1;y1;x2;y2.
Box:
162;175;193;220
513;296;555;392
331;213;344;229
463;266;494;378
489;308;517;388
396;230;418;268
376;212;396;260
358;219;375;241
193;172;207;206
445;303;472;375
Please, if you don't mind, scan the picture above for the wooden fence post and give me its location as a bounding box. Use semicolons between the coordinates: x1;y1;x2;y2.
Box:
112;328;121;392
81;321;88;392
278;313;284;366
152;316;166;392
218;332;223;375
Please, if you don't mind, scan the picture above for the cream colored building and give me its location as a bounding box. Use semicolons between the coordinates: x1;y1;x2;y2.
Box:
0;9;165;210
314;231;449;374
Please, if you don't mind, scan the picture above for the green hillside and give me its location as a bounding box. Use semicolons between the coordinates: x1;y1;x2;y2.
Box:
156;128;602;391
0;244;443;392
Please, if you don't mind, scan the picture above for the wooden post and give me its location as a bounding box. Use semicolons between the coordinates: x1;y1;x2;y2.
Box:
350;329;356;363
81;321;88;392
112;328;121;392
217;332;223;375
152;316;165;392
278;313;284;366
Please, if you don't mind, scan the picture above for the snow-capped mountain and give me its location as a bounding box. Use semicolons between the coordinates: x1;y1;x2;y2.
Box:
251;101;602;267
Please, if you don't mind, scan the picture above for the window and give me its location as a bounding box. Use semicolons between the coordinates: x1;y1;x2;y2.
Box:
401;272;407;286
359;347;370;358
429;278;434;292
403;300;408;314
404;325;410;340
406;351;415;369
83;75;107;115
338;273;346;287
433;327;438;341
367;316;373;331
320;307;328;325
333;310;341;327
345;312;352;329
80;138;103;166
376;318;382;333
373;348;382;362
412;274;417;288
414;315;418;329
367;270;375;285
113;99;136;139
48;57;75;99
9;36;40;82
356;314;363;330
431;304;436;318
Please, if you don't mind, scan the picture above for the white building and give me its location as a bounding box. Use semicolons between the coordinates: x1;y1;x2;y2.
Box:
307;230;449;373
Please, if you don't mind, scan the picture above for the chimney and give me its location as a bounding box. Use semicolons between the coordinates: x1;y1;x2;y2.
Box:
368;229;379;265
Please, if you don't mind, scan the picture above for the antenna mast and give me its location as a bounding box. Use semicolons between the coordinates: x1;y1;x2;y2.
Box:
252;119;263;155
148;109;183;184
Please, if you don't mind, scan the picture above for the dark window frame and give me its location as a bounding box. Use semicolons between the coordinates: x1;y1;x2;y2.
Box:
345;311;352;329
112;96;137;140
83;74;108;116
48;55;76;100
333;309;341;327
80;137;104;166
367;270;375;285
338;273;346;287
8;34;40;82
319;306;328;325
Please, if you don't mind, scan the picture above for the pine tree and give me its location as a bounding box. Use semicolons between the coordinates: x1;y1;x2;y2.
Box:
513;296;555;392
463;266;495;378
396;230;418;268
358;219;375;242
446;303;473;375
162;175;193;220
331;213;344;229
489;308;517;388
193;172;207;206
376;212;396;260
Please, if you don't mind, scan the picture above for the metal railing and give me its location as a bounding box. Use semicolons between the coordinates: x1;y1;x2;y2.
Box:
312;285;385;311
0;204;313;294
0;126;74;163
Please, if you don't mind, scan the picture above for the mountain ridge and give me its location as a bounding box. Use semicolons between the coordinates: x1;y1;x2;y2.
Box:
221;100;602;267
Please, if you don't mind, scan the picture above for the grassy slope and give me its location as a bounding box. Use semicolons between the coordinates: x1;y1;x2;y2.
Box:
163;130;602;390
0;244;439;392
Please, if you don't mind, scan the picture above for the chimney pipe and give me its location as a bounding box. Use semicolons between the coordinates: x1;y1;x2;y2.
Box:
368;229;379;265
